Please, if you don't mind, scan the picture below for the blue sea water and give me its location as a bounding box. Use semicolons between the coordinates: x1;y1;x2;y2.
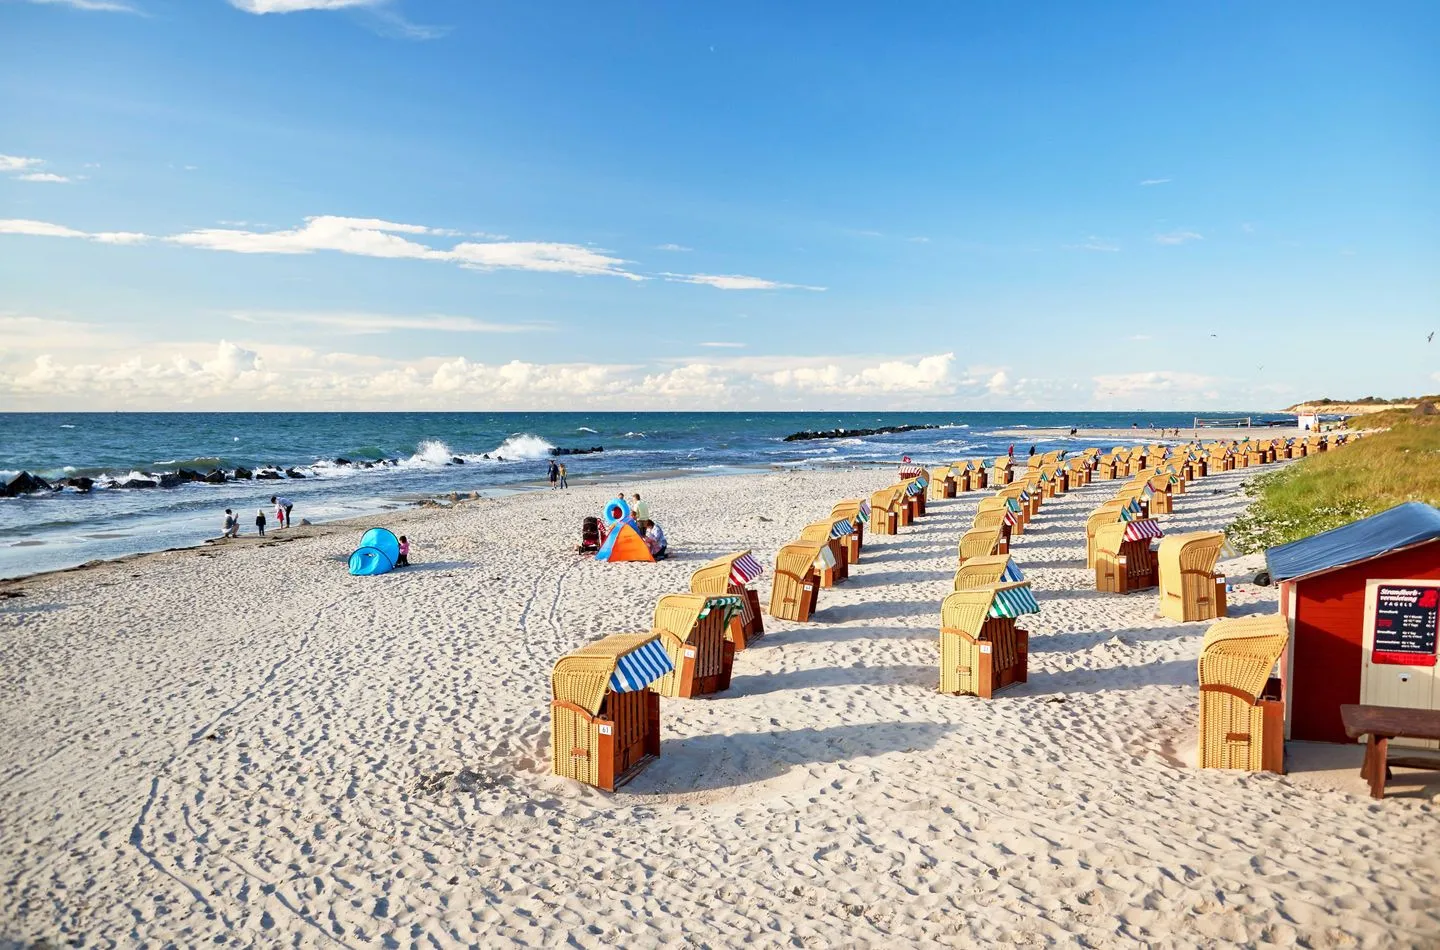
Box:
0;410;1283;579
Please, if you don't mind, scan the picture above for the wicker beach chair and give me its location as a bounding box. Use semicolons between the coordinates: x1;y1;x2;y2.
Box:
869;488;902;535
551;632;670;790
1197;615;1288;772
690;550;767;649
939;582;1040;698
969;459;989;490
971;506;1011;551
1157;531;1227;622
953;554;1023;591
1085;502;1125;569
799;520;851;587
830;500;867;561
650;593;744;698
1145;475;1175;516
993;457;1014;485
958;526;1005;565
769;541;828;622
1093;519;1163;593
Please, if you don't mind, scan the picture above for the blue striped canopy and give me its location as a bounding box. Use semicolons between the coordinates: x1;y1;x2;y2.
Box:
906;480;924;496
609;639;674;693
989;585;1040;618
829;520;854;538
857;500;871;523
1000;560;1025;582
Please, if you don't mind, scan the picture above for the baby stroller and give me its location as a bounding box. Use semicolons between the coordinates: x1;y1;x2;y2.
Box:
577;516;604;553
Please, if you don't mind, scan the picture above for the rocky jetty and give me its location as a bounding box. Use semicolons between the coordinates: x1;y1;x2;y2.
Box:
550;446;604;456
782;424;941;443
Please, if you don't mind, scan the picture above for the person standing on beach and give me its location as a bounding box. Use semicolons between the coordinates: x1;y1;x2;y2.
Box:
1028;445;1036;457
632;493;650;523
255;508;267;536
271;495;293;527
558;462;567;489
1007;444;1014;458
547;460;559;489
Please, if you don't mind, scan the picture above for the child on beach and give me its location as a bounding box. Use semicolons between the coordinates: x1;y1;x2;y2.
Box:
275;502;286;529
270;495;293;527
558;462;567;489
255;508;267;536
397;535;410;567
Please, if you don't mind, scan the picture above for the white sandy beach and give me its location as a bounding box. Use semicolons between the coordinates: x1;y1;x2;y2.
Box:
2;467;1437;948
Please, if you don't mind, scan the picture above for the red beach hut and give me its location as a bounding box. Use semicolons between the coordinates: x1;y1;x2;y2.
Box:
1268;503;1440;743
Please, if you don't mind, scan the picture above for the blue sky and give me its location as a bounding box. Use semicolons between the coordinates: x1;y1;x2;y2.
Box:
1;0;1436;410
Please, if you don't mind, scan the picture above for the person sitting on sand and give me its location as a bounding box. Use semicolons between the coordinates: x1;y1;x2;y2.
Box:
255;508;267;536
642;519;667;559
222;508;239;538
397;535;410;567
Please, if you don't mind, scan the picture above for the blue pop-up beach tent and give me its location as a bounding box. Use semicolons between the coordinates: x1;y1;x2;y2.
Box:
349;527;401;576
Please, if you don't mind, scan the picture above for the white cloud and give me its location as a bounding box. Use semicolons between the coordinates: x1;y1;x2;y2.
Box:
654;243;691;252
767;353;956;396
1140;178;1172;186
230;310;546;334
1064;236;1119;252
0;155;44;172
227;0;380;12
699;342;745;348
4;214;639;280
642;363;732;399
661;272;825;291
1092;370;1222;405
985;370;1011;397
18;0;139;11
0;219;150;244
1155;231;1203;245
15;172;71;183
908;236;930;244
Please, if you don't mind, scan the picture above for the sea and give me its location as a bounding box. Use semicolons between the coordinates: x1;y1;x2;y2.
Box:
0;411;1286;579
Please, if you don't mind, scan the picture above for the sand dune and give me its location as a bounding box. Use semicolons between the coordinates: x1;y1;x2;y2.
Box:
1;468;1436;947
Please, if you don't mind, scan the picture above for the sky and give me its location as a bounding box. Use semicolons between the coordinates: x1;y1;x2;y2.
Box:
1;0;1436;412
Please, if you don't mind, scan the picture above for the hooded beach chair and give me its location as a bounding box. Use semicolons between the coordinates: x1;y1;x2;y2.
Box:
971;507;1011;551
958;526;1005;566
953;554;1024;591
689;551;766;649
830;499;868;560
799;519;851;587
869;488;902;535
1197;615;1288;773
1085;502;1125;569
551;632;672;790
1144;475;1176;516
769;541;827;622
1094;519;1164;593
967;459;989;491
939;581;1040;698
993;457;1014;485
649;593;745;698
1157;531;1228;622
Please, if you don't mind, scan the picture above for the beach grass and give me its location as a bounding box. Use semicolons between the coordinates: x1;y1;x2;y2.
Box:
1229;418;1440;551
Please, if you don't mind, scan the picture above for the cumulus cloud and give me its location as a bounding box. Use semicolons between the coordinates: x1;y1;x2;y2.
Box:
1155;231;1203;245
661;273;825;291
1092;370;1222;405
767;353;955;396
0;155;44;172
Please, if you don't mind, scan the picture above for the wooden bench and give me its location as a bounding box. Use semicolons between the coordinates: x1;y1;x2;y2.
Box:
1340;704;1440;800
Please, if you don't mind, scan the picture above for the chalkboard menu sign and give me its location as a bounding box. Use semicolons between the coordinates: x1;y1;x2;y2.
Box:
1372;584;1440;667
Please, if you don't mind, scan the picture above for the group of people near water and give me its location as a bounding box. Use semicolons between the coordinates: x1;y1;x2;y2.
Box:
221;495;293;538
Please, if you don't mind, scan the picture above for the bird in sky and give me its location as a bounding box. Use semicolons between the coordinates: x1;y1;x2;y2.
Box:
1428;331;1434;343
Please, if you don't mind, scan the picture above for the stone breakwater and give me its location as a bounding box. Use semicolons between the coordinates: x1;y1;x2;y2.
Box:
783;424;940;443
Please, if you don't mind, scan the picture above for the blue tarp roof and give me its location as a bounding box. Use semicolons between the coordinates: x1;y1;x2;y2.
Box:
1265;502;1440;583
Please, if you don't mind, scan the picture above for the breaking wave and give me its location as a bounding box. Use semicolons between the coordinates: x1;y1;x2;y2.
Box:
491;434;557;460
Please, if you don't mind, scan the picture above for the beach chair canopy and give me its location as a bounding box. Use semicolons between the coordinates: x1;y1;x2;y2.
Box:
653;593;745;643
776;541;828;579
953;554;1025;590
552;632;675;716
691;550;764;593
941;581;1041;639
1094;519;1163;555
1198;615;1289;704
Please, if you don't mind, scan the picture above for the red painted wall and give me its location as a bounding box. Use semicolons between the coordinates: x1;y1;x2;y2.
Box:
1289;541;1440;742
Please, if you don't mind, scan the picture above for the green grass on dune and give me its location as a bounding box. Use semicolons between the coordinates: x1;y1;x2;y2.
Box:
1230;419;1440;552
